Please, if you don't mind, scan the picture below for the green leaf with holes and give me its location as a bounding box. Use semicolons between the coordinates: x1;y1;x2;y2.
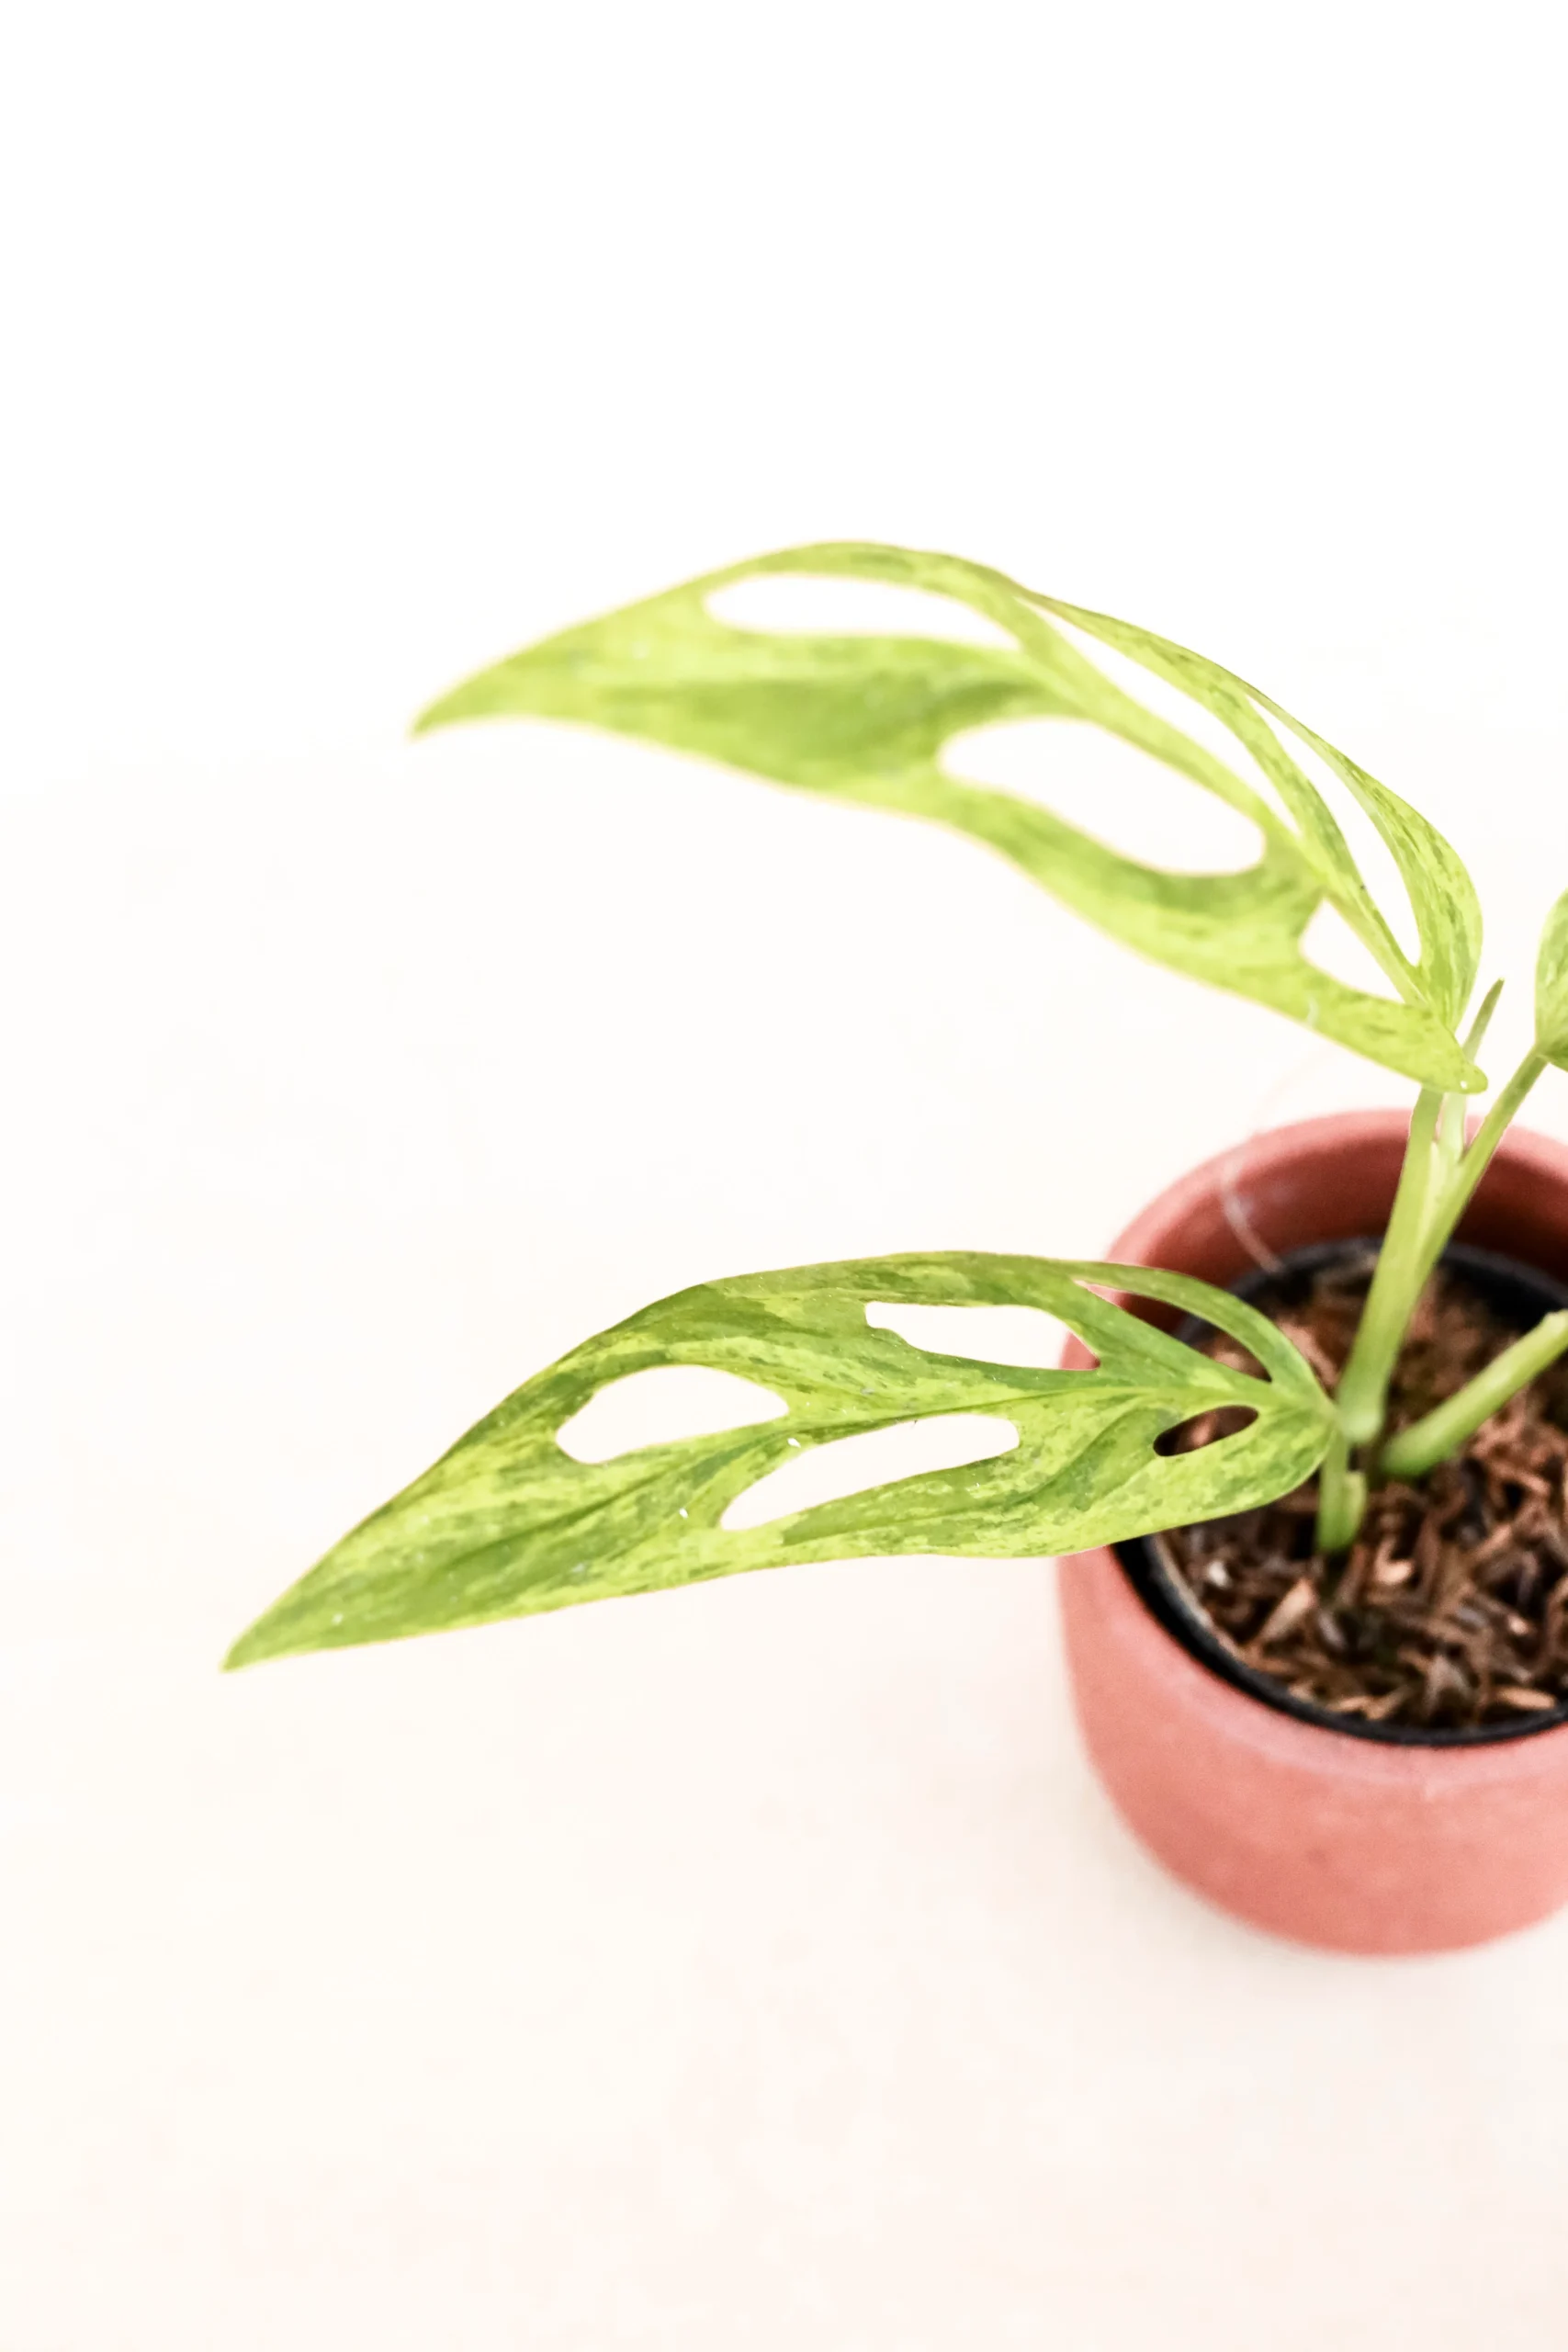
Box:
1535;885;1568;1068
417;541;1483;1091
225;1254;1334;1666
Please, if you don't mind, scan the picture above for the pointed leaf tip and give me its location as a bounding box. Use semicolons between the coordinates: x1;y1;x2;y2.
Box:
411;684;474;737
226;1252;1335;1666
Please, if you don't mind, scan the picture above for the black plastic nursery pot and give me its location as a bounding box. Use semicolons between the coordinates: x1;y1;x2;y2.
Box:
1119;1236;1568;1748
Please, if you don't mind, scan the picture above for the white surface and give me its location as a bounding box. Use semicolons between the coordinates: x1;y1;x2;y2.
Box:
7;3;1568;2343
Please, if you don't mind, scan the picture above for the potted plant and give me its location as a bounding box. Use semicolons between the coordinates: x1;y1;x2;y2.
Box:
228;543;1568;1955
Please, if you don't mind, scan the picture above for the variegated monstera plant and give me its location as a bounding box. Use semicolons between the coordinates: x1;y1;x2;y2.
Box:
227;546;1568;1669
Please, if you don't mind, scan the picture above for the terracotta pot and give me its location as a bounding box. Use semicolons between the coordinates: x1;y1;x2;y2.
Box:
1057;1111;1568;1955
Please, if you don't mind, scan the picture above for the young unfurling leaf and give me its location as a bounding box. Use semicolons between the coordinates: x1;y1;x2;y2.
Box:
226;1255;1334;1666
418;542;1483;1091
1535;885;1568;1069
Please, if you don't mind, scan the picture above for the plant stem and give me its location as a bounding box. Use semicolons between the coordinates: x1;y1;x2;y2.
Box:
1380;1310;1568;1481
1314;1430;1367;1556
1410;1047;1548;1294
1435;981;1504;1202
1334;1045;1548;1459
1315;1039;1548;1554
1334;1089;1443;1450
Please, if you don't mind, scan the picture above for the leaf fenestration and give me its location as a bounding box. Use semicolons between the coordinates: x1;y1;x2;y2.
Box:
417;542;1483;1091
226;1255;1335;1666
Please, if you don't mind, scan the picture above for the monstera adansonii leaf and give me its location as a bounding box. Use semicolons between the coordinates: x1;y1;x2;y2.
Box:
227;1256;1334;1665
416;542;1484;1091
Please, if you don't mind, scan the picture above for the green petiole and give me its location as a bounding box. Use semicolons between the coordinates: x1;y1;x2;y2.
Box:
1313;1432;1368;1556
1333;1087;1444;1453
1317;1035;1551;1555
1380;1310;1568;1483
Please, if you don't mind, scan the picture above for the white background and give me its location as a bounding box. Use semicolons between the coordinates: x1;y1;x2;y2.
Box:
6;3;1568;2344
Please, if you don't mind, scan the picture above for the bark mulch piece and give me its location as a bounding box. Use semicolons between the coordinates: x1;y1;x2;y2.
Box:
1161;1255;1568;1733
